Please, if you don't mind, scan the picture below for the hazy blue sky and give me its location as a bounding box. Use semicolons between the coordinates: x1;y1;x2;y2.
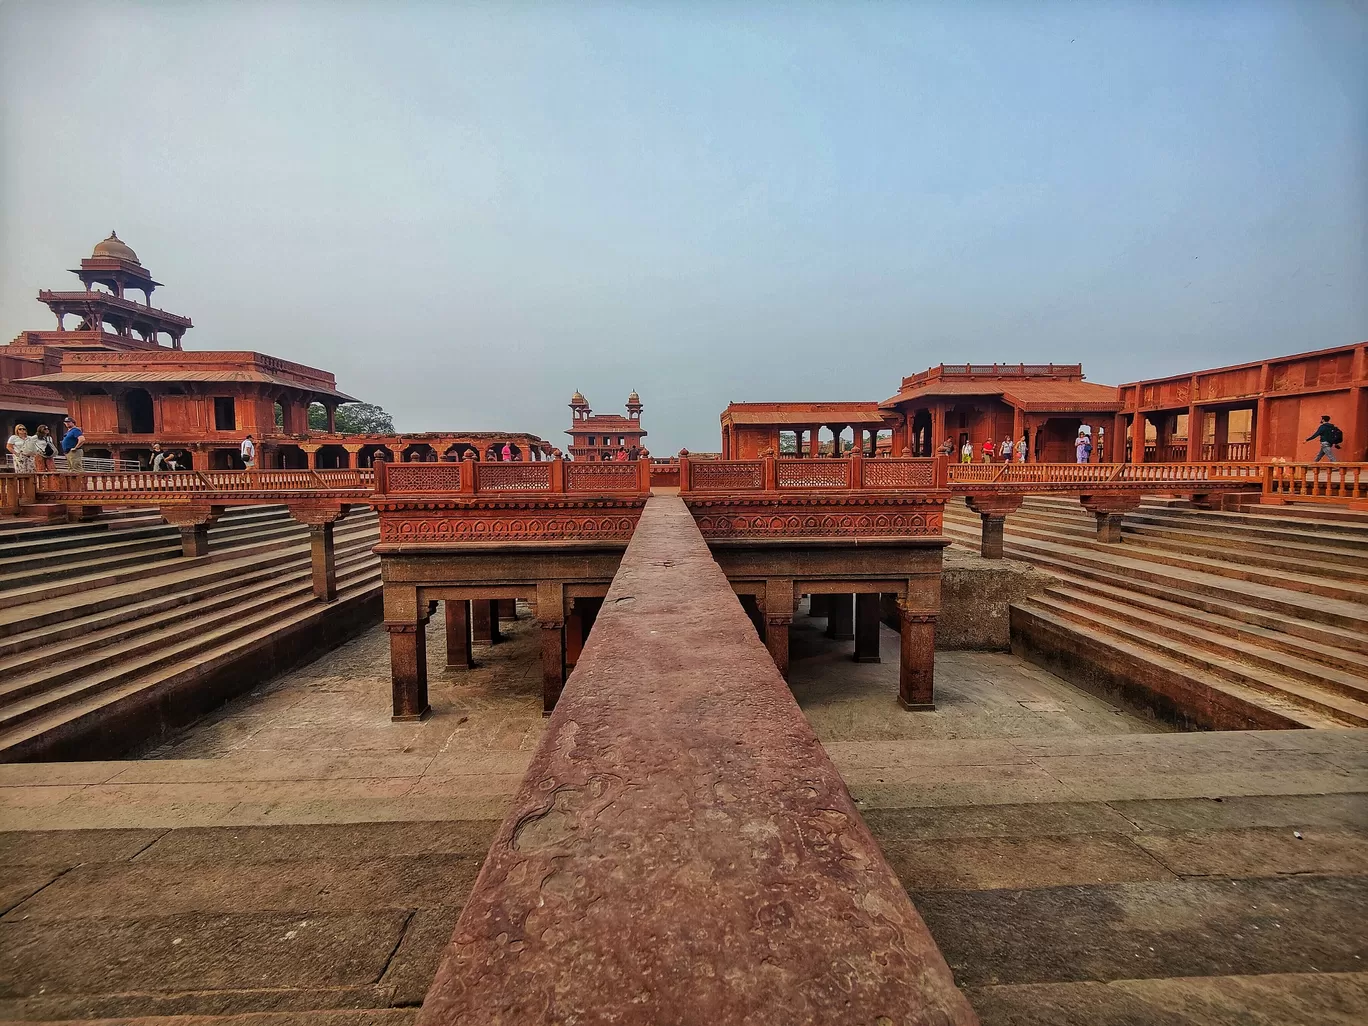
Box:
2;1;1364;450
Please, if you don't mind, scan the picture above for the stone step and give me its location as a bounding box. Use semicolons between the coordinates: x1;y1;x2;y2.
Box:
1238;502;1368;526
987;531;1368;625
990;515;1368;586
0;556;381;737
1123;509;1368;552
0;511;306;591
0;525;376;660
0;505;290;563
1035;569;1368;674
1039;584;1368;704
0;510;378;610
1010;602;1357;730
0;542;378;694
0;512;379;638
0;569;383;761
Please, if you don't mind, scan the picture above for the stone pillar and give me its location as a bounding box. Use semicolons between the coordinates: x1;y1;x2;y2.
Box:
536;582;566;714
308;522;337;601
825;593;854;641
160;504;223;558
287;503;350;601
897;601;936;711
472;600;493;644
445;599;472;670
808;594;828;619
1080;494;1141;543
854;593;882;663
808;425;820;458
1213;410;1230;460
1130;412;1146;463
388;623;430;721
966;494;1024;559
764;578;793;679
1185;404;1201;462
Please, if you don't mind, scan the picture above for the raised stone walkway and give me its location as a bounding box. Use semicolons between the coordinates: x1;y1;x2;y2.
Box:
415;492;975;1024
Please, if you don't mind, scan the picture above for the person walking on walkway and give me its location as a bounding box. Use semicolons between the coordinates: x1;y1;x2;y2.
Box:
7;424;34;473
959;439;973;463
1306;415;1342;462
1075;431;1093;464
1014;435;1028;463
151;443;170;472
60;416;84;471
240;433;256;469
32;424;58;472
981;438;994;463
999;436;1013;462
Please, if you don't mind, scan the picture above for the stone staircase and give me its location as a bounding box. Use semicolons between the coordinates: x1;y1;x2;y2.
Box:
0;506;381;761
943;496;1368;730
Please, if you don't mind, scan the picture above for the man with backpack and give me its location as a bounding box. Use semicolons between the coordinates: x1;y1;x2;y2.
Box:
1306;415;1343;462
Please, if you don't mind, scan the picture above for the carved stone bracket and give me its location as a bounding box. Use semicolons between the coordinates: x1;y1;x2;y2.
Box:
287;501;352;526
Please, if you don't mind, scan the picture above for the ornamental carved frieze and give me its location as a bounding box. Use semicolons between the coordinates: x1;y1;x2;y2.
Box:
683;494;944;539
373;496;646;544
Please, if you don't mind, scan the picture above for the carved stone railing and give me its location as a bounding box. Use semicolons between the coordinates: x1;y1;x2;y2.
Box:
477;462;551;491
682;456;946;493
29;468;375;502
945;461;1264;492
373;459;652;497
1264;462;1368;507
565;462;647;493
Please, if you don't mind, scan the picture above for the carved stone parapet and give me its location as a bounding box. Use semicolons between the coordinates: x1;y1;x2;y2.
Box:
373;495;648;545
684;493;946;539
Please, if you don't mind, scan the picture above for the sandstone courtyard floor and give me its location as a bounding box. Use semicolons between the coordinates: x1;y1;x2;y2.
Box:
1;608;1364;1025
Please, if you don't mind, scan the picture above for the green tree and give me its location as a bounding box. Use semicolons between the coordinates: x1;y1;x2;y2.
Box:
308;402;395;434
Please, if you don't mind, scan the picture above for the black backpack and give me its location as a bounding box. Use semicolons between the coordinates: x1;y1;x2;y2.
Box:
1328;424;1344;445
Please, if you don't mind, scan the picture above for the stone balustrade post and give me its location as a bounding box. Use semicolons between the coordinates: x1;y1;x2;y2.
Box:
287;502;351;601
445;599;473;670
159;503;224;558
1080;493;1142;543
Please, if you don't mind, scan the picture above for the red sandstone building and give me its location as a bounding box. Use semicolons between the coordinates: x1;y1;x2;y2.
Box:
566;391;647;460
720;402;894;459
1117;342;1367;463
3;235;551;469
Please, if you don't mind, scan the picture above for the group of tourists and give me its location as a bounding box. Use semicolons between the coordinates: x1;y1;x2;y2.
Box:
943;435;1031;464
6;416;85;473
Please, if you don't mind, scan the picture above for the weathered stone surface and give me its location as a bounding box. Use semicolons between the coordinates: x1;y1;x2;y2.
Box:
1133;827;1368;878
882;834;1176;891
1110;792;1368;832
134;822;499;862
380;906;464;1006
937;550;1052;650
417;495;976;1025
862;801;1138;841
0;828;163;866
0;866;65;917
0;910;412;996
3;855;480;921
915;875;1368;988
966;971;1368;1026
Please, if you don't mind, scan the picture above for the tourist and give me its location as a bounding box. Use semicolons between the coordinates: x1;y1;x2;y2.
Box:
32;424;58;471
1306;415;1342;462
60;416;85;471
502;442;513;461
1075;431;1092;464
937;437;955;457
1014;435;1028;463
165;450;183;472
981;438;994;463
999;436;1013;462
959;439;973;463
7;424;34;473
614;447;629;462
151;443;170;472
240;433;256;469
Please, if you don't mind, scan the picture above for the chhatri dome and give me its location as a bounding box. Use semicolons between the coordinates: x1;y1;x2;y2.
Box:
627;390;641;405
91;231;141;265
570;391;588;406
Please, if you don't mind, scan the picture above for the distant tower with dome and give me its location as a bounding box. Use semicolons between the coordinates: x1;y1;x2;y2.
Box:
566;390;647;460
